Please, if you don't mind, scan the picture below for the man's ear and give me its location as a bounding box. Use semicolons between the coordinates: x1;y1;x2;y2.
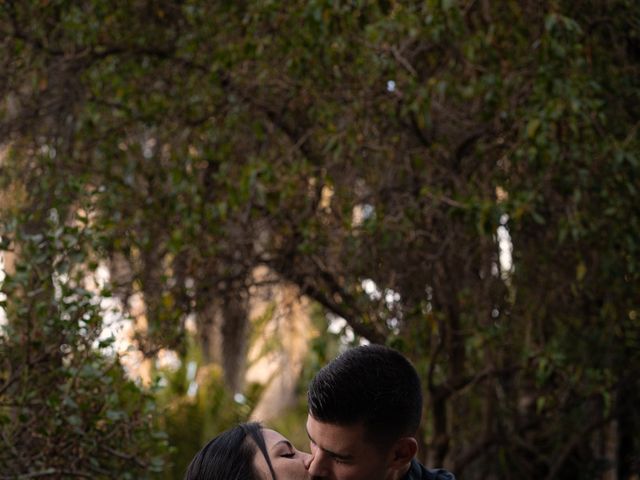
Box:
387;437;418;470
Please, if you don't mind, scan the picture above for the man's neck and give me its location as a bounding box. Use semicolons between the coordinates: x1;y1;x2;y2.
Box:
385;461;413;480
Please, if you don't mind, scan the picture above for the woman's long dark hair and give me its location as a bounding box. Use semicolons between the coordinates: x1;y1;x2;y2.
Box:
184;422;277;480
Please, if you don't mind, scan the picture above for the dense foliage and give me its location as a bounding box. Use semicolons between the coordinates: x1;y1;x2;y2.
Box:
0;209;167;478
1;0;639;478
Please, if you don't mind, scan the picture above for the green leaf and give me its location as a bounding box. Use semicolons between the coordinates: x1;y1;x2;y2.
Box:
526;118;541;139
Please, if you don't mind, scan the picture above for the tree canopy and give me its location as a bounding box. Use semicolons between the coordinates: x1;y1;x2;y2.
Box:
1;1;639;478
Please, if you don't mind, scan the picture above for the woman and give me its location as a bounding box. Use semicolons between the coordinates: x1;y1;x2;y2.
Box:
185;422;311;480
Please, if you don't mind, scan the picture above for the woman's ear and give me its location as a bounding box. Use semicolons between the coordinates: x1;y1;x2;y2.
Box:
387;437;418;470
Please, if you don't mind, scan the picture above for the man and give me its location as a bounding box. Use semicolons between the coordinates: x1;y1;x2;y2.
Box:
306;344;455;480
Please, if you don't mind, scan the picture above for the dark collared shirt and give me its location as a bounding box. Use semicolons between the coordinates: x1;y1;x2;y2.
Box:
401;459;456;480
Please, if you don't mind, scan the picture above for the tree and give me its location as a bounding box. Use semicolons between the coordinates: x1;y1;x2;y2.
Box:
0;207;167;478
1;1;639;478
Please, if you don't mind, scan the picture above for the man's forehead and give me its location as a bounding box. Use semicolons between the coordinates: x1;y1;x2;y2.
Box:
306;415;367;453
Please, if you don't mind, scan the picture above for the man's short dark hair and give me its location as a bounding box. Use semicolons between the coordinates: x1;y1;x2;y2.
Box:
307;344;423;446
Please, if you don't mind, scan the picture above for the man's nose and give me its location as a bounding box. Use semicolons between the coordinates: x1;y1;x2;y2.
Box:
306;450;329;477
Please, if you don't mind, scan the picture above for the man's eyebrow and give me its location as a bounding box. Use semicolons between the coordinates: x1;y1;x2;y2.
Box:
306;428;354;460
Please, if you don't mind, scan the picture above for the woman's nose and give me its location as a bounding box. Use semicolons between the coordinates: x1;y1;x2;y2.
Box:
300;450;312;468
